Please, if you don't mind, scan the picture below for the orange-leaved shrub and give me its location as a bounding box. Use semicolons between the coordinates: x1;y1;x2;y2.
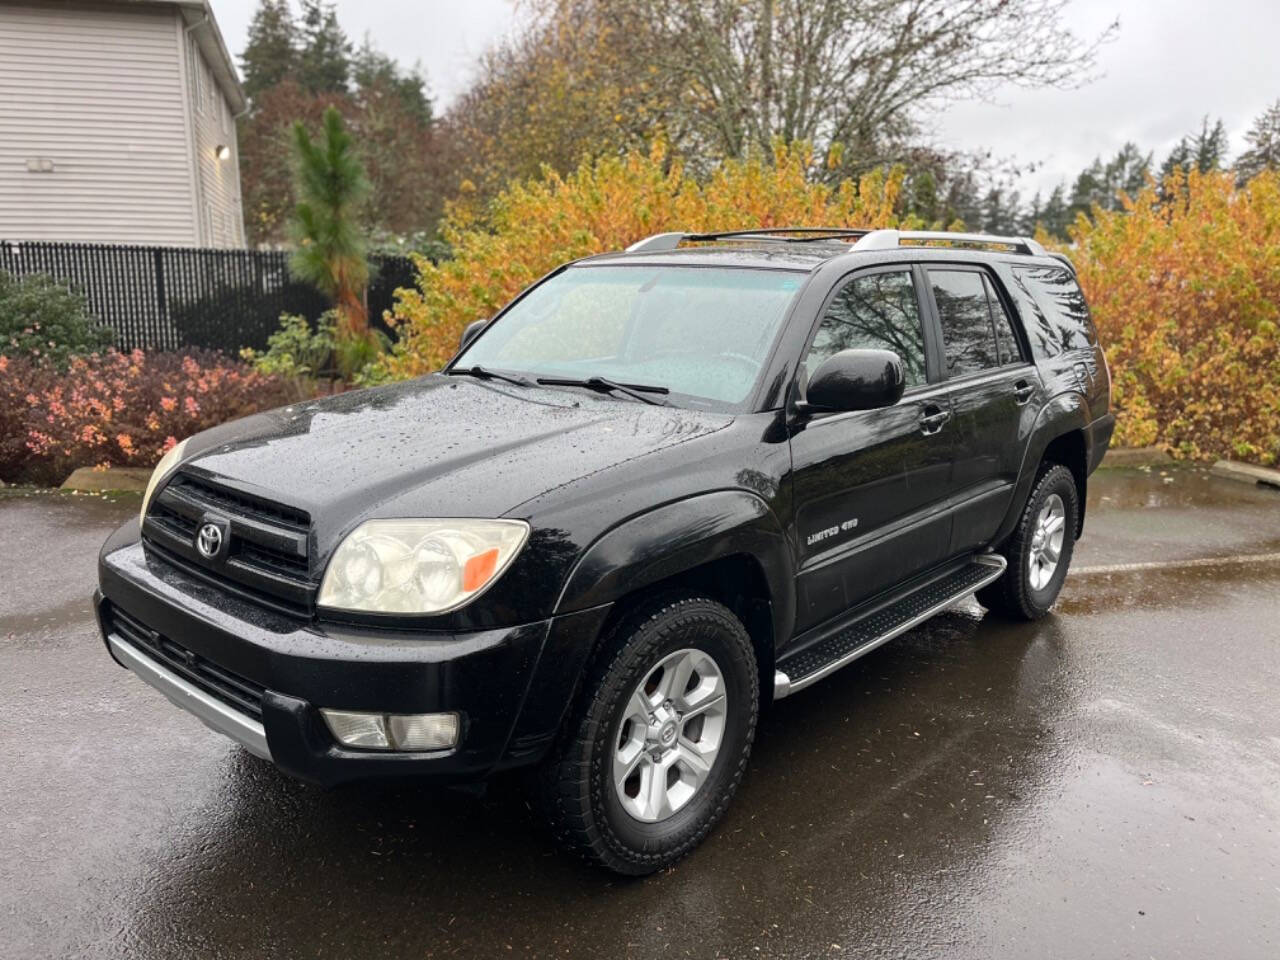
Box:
1067;169;1280;464
381;142;909;377
0;349;300;485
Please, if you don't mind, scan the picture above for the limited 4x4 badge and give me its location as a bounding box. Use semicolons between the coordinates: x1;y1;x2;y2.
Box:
806;517;859;547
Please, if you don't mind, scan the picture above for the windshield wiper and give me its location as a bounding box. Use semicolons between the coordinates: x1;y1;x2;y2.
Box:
447;365;535;387
536;376;670;406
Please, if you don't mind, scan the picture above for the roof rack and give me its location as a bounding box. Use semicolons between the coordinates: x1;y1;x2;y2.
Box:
624;227;1054;259
851;229;1048;257
626;227;871;253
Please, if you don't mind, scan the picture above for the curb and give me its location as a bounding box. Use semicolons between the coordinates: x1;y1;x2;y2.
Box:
60;466;152;493
1211;460;1280;490
1100;447;1170;468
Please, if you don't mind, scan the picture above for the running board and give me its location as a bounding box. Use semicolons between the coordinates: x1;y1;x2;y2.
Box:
773;554;1006;699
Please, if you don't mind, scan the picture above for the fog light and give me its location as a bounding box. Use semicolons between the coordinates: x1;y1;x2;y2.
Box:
321;709;459;752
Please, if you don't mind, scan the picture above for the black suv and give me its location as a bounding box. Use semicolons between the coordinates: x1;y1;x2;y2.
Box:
96;227;1112;874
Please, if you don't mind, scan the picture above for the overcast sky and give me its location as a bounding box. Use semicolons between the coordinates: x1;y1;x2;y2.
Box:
211;0;1280;199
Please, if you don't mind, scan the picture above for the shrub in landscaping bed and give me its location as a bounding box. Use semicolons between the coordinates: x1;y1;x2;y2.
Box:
0;270;114;368
0;349;302;485
1069;169;1280;465
380;142;904;378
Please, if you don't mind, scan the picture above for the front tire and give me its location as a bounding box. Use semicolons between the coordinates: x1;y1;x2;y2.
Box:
535;593;758;875
977;462;1079;620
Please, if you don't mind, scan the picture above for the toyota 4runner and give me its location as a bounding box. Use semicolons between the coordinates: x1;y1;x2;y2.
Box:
96;227;1113;874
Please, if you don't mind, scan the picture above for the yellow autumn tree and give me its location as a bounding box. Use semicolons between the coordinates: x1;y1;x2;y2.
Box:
1068;169;1280;464
382;142;907;377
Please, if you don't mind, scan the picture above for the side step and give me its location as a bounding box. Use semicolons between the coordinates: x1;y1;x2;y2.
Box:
773;554;1006;699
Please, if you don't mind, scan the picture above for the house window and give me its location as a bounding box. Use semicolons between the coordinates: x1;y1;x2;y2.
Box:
190;39;204;114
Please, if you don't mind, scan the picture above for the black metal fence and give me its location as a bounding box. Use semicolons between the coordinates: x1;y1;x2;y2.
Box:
0;240;418;353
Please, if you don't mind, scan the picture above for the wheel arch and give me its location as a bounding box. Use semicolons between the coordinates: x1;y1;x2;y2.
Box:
994;392;1092;545
555;490;794;696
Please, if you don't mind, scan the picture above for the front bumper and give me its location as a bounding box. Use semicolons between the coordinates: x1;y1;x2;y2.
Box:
96;522;609;787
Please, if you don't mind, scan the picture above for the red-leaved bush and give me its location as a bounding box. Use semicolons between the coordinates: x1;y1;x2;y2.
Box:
0;349;300;485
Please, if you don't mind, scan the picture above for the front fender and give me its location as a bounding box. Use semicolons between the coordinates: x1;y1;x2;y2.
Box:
501;491;795;768
556;490;795;644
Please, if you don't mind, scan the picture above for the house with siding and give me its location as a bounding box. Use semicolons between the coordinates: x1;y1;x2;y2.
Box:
0;0;247;247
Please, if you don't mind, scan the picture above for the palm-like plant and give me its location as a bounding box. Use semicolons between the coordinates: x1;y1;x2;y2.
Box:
289;106;370;338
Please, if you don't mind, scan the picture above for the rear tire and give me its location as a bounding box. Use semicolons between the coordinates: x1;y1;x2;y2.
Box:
534;593;758;875
977;463;1079;620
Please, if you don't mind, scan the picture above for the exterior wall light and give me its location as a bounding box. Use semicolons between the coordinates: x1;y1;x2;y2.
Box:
214;144;230;160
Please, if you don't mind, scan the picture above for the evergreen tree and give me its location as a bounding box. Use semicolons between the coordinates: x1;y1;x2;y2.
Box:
1193;118;1229;172
1161;116;1228;181
240;0;297;104
1036;185;1071;239
1020;191;1043;235
298;0;351;94
289;107;370;335
353;38;432;126
1109;142;1154;198
1069;142;1152;220
981;186;1022;234
1237;100;1280;183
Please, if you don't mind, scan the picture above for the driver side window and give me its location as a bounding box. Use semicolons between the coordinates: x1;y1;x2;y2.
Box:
806;270;927;388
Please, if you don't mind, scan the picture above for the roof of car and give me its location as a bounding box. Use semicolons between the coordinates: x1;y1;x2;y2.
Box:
579;228;1075;274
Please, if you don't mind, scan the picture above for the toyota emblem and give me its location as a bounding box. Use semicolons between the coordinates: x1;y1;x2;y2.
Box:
196;522;224;559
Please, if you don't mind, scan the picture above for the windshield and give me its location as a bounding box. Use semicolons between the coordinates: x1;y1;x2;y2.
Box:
453;265;805;409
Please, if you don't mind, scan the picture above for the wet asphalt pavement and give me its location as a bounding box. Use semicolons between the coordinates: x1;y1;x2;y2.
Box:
1;466;1278;959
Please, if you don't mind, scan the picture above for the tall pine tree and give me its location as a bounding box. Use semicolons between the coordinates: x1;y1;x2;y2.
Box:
1237;100;1280;183
298;0;351;94
353;38;432;126
240;0;297;104
1161;116;1229;180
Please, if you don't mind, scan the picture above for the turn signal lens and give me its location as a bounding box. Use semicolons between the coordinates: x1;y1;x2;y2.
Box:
462;547;500;592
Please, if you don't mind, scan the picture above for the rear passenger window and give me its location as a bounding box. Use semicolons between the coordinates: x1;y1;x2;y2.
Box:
1013;266;1097;354
985;276;1023;365
806;270;927;388
929;269;1001;377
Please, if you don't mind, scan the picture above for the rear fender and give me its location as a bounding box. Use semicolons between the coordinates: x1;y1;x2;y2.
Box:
992;391;1091;546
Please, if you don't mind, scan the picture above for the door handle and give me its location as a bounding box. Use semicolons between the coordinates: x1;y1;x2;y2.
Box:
1013;379;1035;405
919;405;950;435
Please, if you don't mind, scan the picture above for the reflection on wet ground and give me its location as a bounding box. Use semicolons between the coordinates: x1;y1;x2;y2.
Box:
1;469;1277;959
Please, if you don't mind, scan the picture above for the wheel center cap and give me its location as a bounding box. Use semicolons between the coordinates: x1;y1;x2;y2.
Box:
659;722;678;746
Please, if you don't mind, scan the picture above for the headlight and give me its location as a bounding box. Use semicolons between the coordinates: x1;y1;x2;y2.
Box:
140;437;189;523
318;518;530;615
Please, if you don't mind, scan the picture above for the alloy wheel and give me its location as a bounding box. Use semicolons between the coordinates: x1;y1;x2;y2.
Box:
1028;492;1066;591
612;648;728;823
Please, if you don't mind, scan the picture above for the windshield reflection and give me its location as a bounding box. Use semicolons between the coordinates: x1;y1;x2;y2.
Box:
453;265;806;410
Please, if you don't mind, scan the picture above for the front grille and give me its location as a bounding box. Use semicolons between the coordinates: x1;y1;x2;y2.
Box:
107;604;265;720
167;474;309;530
142;471;314;616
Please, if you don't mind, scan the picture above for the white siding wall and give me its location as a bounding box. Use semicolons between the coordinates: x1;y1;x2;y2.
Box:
182;33;244;247
0;2;197;245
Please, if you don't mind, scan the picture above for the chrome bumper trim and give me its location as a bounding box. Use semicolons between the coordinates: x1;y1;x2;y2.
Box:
108;634;272;760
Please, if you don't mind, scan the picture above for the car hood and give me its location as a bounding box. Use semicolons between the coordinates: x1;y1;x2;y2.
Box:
179;374;732;546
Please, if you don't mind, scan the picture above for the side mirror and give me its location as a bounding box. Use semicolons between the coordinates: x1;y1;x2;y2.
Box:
458;318;489;354
804;348;905;412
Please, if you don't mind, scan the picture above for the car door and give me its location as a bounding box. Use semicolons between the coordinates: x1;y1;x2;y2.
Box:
789;265;957;633
922;266;1040;556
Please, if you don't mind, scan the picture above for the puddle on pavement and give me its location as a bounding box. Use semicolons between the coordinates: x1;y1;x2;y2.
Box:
1060;554;1280;615
1089;465;1280;510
